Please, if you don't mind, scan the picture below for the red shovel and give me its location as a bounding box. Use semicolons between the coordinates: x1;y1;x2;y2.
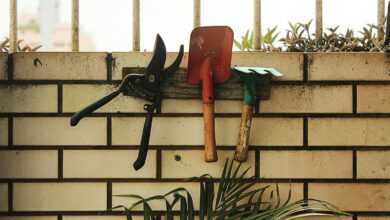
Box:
187;26;234;162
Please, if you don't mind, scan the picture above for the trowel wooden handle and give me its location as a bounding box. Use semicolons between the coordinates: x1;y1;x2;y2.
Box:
235;104;253;162
203;103;218;162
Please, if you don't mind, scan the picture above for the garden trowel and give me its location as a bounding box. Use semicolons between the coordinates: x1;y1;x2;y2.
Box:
187;26;234;162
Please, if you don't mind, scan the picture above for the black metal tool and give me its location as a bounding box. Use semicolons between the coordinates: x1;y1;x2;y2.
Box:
70;34;184;170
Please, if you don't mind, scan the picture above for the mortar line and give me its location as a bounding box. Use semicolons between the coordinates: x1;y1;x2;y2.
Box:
255;99;260;114
107;116;112;147
303;54;309;82
106;53;113;81
156;149;162;179
303;117;308;147
3;145;390;151
8;182;13;212
107;181;112;210
1;211;390;217
2;79;390;85
8;117;13;146
353;83;357;114
7;53;13;81
255;150;260;178
353;150;357;179
3;112;390;118
58;148;63;180
303;182;308;201
2;178;389;184
57;83;63;113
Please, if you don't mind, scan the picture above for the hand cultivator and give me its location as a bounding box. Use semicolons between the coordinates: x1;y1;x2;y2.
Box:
232;67;282;162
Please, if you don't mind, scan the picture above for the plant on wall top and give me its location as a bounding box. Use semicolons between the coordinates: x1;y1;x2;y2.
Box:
236;19;388;52
234;27;280;52
113;159;349;220
0;38;41;52
234;30;253;52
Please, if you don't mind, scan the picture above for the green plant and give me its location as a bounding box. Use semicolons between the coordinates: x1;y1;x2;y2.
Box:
238;19;388;52
113;159;349;220
0;38;41;52
262;26;280;51
234;27;281;52
234;30;253;51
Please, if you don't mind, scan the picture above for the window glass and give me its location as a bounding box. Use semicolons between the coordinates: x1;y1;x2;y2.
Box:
79;0;131;51
0;1;9;42
140;0;192;52
263;0;315;48
202;0;252;50
17;0;71;51
323;0;377;33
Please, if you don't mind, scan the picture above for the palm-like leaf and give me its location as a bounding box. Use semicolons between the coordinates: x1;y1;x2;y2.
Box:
114;159;350;220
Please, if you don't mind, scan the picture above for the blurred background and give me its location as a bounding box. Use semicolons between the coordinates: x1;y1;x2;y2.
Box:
0;0;388;51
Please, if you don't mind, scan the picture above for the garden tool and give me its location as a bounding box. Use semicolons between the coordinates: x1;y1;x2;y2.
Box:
187;26;233;162
70;34;184;170
232;67;282;162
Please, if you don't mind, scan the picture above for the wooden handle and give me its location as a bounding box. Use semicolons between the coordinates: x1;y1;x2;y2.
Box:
203;103;218;162
235;104;253;162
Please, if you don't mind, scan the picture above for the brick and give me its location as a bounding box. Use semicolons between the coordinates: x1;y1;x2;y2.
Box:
357;85;390;113
232;117;303;146
308;118;390;146
250;118;303;146
256;183;303;206
13;183;106;211
14;117;106;146
0;118;7;146
309;53;390;80
0;217;57;220
231;52;304;80
301;217;351;220
0;53;7;80
112;52;188;80
215;100;242;113
0;184;7;211
0;150;57;178
357;151;390;179
162;99;202;113
309;183;390;211
13;53;107;80
261;85;352;113
359;218;390;220
260;151;352;178
63;84;145;113
112;182;199;210
162;99;242;113
0;85;57;112
161;150;255;178
112;117;302;146
112;117;203;146
63;217;130;220
63;150;156;178
112;52;303;80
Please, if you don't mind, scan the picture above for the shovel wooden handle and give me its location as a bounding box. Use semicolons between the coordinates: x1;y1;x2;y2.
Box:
203;103;218;162
234;104;253;162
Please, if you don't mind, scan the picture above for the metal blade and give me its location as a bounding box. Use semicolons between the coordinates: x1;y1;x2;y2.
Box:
163;44;184;79
146;34;166;74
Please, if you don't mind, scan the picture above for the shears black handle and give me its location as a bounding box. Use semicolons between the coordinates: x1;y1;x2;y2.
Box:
70;89;121;126
133;103;156;170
